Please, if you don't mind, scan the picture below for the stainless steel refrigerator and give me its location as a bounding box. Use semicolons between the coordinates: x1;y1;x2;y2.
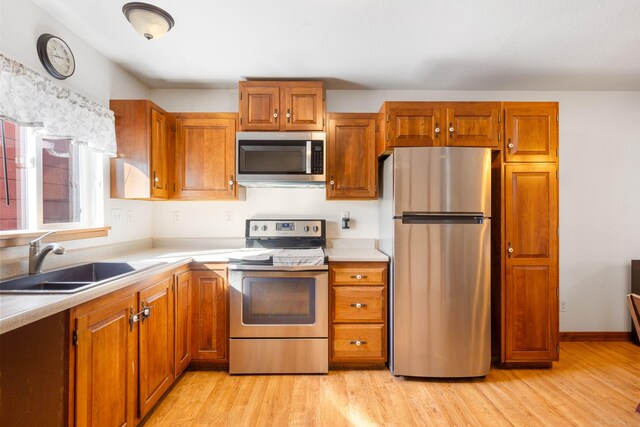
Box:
379;147;491;377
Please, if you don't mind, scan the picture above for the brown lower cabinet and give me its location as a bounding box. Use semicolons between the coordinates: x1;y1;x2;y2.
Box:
73;291;139;426
174;270;193;376
71;268;188;425
329;262;388;366
502;163;559;364
190;266;228;363
138;277;174;416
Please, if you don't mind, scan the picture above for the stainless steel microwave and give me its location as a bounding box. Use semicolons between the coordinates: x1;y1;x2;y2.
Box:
236;132;326;187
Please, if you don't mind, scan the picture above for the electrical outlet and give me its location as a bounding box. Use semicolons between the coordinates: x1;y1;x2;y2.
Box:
560;301;567;312
111;208;122;224
173;211;181;223
341;211;351;229
127;210;133;224
225;211;233;222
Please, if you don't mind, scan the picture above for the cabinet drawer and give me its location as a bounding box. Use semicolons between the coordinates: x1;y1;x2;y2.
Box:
332;324;385;361
332;286;385;322
331;264;386;285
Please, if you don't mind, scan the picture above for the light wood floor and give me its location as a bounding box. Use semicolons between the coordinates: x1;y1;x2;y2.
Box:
144;342;640;426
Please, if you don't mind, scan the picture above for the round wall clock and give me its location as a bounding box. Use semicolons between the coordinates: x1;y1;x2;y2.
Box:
36;33;76;80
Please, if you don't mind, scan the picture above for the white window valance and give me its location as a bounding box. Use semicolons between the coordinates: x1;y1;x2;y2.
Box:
0;54;117;156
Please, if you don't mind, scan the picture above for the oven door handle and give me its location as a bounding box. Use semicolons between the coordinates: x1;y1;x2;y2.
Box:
228;264;328;271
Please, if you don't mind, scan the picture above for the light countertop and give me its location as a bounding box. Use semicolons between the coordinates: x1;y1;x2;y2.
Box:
0;246;388;335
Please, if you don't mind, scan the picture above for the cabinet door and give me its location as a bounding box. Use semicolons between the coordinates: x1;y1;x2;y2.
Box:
445;102;501;148
174;116;237;199
150;107;169;198
387;104;443;147
281;85;324;131
175;271;192;377
138;277;174;417
504;164;559;362
326;114;377;199
110;99;168;200
239;85;280;131
504;102;559;162
75;293;137;427
191;270;227;361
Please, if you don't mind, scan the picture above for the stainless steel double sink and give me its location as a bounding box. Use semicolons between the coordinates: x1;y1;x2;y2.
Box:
0;262;160;294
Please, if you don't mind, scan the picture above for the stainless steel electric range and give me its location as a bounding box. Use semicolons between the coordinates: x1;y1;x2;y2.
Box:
228;219;328;374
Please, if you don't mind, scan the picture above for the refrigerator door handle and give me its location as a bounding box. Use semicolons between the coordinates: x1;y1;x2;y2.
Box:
401;213;486;225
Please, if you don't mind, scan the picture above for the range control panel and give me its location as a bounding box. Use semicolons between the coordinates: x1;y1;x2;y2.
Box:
246;219;325;239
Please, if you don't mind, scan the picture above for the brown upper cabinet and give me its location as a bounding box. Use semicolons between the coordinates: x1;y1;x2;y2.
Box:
446;102;501;148
503;102;559;163
239;81;325;131
377;102;501;156
172;113;241;200
326;113;377;200
110;100;169;199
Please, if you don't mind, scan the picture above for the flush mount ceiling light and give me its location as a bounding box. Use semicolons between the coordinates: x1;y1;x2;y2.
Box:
122;2;175;40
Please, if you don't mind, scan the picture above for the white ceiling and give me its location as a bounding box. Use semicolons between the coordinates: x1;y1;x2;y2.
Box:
34;0;640;90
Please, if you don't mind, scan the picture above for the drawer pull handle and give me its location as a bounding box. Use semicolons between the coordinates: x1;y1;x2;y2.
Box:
350;303;367;309
350;274;368;280
350;340;367;346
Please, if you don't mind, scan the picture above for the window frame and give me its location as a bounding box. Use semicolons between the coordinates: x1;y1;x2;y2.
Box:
0;123;105;234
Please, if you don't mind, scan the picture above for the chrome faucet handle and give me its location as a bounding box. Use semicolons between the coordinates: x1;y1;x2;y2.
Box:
29;231;56;247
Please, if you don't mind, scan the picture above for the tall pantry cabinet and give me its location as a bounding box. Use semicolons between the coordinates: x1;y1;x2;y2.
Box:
501;102;559;365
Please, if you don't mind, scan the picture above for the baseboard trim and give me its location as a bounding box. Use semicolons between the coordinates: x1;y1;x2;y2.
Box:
559;332;632;342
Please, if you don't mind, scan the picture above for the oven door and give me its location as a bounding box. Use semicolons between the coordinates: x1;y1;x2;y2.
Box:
229;269;328;338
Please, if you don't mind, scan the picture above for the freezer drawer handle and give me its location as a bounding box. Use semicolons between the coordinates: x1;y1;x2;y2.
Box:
350;340;367;346
350;303;367;309
350;274;368;280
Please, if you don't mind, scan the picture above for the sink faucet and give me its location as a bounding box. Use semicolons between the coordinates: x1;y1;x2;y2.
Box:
29;231;66;274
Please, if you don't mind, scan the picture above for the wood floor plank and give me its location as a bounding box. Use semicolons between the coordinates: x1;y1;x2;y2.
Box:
143;342;640;426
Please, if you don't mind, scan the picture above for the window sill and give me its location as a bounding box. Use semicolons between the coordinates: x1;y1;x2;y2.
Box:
0;227;111;248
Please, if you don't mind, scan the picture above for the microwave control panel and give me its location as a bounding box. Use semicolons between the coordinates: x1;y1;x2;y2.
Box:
311;141;324;174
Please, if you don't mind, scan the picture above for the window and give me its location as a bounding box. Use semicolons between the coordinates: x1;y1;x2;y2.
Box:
0;120;104;232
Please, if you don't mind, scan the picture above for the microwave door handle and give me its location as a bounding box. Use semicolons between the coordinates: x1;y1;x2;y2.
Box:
306;140;312;174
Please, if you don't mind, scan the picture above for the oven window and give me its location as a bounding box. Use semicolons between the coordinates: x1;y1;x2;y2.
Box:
242;277;316;325
238;141;307;174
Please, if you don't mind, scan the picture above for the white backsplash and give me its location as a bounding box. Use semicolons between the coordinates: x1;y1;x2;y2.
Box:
152;187;380;240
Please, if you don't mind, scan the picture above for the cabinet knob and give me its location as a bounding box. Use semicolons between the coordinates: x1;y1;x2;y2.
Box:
273;109;278;121
507;139;514;150
449;123;455;137
286;109;291;123
350;274;368;280
507;242;514;257
229;176;234;190
434;123;440;137
330;179;335;188
350;302;367;309
350;340;367;346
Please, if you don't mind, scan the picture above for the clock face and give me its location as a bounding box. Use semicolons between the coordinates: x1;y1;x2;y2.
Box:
37;34;75;80
46;38;75;77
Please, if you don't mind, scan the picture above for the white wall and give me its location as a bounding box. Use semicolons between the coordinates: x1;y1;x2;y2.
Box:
0;0;153;248
151;88;640;333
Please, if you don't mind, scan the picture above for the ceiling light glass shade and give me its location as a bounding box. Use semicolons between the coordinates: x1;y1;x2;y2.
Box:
122;2;175;40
